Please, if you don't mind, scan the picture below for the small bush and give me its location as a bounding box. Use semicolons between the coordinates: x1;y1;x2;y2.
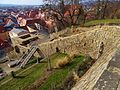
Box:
55;56;71;68
69;53;77;60
55;53;77;68
74;55;95;77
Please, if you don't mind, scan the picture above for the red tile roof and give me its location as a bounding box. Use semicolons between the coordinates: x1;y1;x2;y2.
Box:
20;26;29;31
0;38;3;44
0;26;5;33
0;38;5;49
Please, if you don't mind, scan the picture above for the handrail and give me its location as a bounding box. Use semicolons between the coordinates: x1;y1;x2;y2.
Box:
19;46;38;68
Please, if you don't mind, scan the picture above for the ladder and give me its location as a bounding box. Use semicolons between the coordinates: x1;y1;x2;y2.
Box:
16;47;34;65
19;46;38;68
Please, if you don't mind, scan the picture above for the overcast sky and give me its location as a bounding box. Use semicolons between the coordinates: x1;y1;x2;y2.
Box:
0;0;44;5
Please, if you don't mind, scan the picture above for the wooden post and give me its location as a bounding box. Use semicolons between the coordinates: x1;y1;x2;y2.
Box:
36;57;39;64
47;57;52;71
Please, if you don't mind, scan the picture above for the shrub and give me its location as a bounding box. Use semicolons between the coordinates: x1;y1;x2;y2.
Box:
74;55;95;77
55;56;71;68
55;53;78;68
69;53;77;60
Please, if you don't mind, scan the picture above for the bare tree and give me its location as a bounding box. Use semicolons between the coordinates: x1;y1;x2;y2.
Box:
92;0;119;19
43;0;84;30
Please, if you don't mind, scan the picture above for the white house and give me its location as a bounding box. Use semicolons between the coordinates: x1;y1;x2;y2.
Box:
9;28;29;38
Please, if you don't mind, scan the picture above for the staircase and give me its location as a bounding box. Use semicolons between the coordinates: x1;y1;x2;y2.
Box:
16;46;38;68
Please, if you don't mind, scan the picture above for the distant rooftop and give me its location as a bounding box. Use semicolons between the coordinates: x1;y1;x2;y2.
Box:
0;0;44;5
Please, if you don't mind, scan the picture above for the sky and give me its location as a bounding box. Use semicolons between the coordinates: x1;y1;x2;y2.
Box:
0;0;44;5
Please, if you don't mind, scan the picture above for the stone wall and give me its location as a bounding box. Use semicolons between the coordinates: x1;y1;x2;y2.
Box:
49;27;70;40
37;26;120;90
93;46;120;90
38;26;120;59
72;45;118;90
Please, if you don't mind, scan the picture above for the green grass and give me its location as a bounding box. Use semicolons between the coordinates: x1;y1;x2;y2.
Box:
38;55;84;90
0;53;67;90
84;19;120;27
0;57;38;85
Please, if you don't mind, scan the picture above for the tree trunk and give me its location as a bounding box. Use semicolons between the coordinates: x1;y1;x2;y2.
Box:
101;0;108;19
96;0;101;19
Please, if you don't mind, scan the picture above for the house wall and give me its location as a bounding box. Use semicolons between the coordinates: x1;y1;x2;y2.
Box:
27;26;36;33
19;19;27;26
9;32;18;38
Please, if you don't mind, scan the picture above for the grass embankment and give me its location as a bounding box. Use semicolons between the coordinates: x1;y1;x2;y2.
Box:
0;57;38;85
84;19;120;27
0;53;67;90
38;55;84;90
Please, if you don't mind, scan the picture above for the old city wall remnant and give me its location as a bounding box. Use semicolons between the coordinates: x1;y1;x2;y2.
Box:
38;26;120;59
37;26;120;90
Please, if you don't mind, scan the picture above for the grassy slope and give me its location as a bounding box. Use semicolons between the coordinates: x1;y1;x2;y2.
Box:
84;19;120;27
38;55;84;90
0;57;38;84
0;53;67;90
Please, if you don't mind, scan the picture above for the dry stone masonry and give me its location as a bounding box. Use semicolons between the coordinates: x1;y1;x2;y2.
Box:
37;25;120;90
